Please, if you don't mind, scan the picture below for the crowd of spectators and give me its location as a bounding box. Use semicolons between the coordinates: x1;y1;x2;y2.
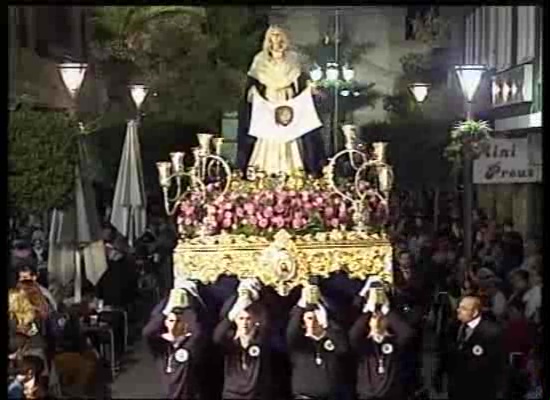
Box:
7;206;178;399
7;193;543;399
388;204;543;399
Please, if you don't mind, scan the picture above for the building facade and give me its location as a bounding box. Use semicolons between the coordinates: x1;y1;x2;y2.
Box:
455;6;543;238
269;6;439;125
8;6;102;113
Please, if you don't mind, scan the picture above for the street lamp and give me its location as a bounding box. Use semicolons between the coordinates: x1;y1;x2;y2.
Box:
129;84;149;111
129;84;149;121
58;62;88;101
56;62;88;303
309;62;355;86
454;64;486;263
408;82;431;104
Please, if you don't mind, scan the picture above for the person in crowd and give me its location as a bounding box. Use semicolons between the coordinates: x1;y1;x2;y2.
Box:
475;268;507;322
8;331;31;398
507;269;531;305
522;261;542;324
473;227;488;260
149;277;222;400
10;284;51;349
8;284;62;396
286;284;348;400
524;346;543;399
502;299;533;370
449;219;463;245
17;264;57;312
436;295;505;400
143;288;204;400
349;283;413;400
424;243;452;295
519;239;541;271
472;208;488;233
151;216;179;296
213;281;273;400
96;238;138;309
10;239;35;288
9;355;47;399
392;250;429;398
500;220;524;274
52;305;108;398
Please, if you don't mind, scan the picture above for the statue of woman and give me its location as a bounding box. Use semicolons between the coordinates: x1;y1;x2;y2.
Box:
237;26;325;177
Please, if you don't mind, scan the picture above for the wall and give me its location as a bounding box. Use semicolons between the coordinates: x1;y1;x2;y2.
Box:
10;6;103;113
449;6;544;237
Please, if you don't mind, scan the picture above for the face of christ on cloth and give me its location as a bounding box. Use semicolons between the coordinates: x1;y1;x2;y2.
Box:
274;105;294;127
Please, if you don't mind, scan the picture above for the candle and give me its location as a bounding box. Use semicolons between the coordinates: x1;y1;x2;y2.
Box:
342;124;357;150
213;137;224;156
197;133;213;155
378;166;389;192
156;162;172;186
373;142;388;163
170;152;185;173
192;147;201;167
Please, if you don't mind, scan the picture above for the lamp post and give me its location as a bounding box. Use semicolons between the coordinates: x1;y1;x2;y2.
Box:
57;62;87;303
408;82;436;227
309;9;357;155
129;83;149;122
58;62;88;116
454;64;486;262
408;82;431;104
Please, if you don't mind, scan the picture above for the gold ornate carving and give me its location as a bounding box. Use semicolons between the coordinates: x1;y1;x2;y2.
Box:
174;229;392;296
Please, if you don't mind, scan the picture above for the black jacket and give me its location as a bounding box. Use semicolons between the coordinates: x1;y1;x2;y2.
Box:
437;317;505;400
286;307;349;399
213;316;273;400
349;311;413;400
142;309;204;399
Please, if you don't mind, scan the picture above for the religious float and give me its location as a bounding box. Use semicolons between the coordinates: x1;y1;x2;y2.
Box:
157;129;394;295
156;27;395;295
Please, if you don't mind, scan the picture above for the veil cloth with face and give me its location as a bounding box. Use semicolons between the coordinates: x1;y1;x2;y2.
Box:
237;26;325;177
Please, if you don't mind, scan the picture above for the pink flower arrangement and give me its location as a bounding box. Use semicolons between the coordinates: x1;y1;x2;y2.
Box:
176;188;358;238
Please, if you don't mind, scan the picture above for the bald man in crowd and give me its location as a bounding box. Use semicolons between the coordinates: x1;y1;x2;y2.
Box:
435;295;505;400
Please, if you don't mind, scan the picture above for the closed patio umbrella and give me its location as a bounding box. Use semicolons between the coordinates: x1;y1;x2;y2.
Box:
110;119;147;247
47;138;108;301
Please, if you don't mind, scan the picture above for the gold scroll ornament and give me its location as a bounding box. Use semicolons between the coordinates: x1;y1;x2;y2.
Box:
173;229;393;296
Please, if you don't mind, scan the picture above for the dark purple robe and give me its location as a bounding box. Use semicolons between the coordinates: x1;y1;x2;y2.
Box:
143;309;204;399
213;315;273;400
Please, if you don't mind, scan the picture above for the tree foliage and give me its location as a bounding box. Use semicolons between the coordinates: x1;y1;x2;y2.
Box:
90;6;268;128
9;106;80;215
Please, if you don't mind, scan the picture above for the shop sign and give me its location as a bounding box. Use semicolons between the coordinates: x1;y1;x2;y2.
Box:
473;138;542;184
